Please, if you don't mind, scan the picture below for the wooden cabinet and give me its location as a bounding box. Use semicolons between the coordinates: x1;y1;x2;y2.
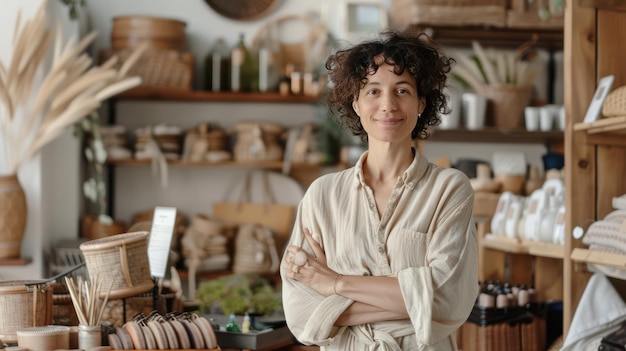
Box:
563;0;626;336
475;0;626;338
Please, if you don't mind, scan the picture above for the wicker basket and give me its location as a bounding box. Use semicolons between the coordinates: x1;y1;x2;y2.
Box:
0;281;53;343
99;48;194;90
476;84;532;131
79;232;153;300
112;16;187;51
602;85;626;117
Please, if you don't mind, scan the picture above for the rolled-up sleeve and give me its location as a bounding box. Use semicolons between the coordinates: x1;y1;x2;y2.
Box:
397;187;478;346
281;187;353;346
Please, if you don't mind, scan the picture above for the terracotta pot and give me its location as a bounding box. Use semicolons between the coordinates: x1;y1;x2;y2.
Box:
0;174;27;259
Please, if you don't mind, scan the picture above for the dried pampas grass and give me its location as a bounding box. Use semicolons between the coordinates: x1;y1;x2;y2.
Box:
0;2;145;175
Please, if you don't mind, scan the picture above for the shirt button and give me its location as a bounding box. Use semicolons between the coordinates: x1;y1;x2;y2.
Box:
378;247;384;253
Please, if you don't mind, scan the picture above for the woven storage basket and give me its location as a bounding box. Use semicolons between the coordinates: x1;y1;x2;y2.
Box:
79;231;153;300
0;281;53;343
112;16;187;51
476;84;532;131
50;283;79;326
602;85;626;117
99;48;194;90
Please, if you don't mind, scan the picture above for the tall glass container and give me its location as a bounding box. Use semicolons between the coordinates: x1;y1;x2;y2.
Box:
204;38;230;92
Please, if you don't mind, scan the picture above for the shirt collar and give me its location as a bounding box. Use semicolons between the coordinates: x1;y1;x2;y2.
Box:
354;148;427;190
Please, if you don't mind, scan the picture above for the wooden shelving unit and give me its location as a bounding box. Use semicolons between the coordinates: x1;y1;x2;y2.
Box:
107;158;320;170
415;24;563;49
482;235;566;259
115;87;320;104
563;0;626;336
428;127;563;144
571;248;626;268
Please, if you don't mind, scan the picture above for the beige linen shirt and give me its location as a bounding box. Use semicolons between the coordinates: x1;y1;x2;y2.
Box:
281;150;478;351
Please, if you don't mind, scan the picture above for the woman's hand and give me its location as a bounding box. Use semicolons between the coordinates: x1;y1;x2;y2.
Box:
283;228;340;297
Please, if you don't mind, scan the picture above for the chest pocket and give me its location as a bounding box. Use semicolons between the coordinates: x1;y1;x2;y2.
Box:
387;228;429;272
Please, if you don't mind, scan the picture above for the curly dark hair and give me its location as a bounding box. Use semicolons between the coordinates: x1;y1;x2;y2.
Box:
325;30;454;141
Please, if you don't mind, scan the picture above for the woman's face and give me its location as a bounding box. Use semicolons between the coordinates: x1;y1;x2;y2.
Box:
352;62;424;145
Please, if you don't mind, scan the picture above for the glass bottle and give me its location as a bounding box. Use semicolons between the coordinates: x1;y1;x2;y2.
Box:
204;38;230;92
231;33;247;92
256;38;278;93
242;42;259;92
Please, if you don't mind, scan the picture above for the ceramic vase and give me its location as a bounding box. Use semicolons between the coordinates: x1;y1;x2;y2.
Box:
0;174;27;258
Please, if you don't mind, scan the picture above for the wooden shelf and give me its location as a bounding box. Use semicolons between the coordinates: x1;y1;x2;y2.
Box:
428;127;563;144
483;234;565;258
578;0;626;11
115;87;320;104
483;234;529;254
573;116;626;133
413;25;563;49
571;248;626;269
0;257;31;266
523;240;565;259
107;158;321;170
176;269;280;283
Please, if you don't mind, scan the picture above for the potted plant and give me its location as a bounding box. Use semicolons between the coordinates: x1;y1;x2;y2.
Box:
75;112;126;239
451;38;541;131
0;2;144;257
196;274;282;317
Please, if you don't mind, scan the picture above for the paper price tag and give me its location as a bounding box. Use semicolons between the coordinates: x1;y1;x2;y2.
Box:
148;206;177;278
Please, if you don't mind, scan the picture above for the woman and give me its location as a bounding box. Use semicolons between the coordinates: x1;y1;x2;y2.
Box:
281;30;478;350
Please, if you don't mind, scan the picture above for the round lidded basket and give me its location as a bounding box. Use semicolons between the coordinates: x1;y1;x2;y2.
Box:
79;231;153;299
17;325;70;351
112;15;187;51
0;281;53;343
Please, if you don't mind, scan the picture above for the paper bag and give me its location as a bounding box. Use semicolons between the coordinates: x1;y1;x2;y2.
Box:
212;171;296;253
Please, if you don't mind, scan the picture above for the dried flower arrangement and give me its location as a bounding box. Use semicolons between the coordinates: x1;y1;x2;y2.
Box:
0;2;145;176
451;38;540;91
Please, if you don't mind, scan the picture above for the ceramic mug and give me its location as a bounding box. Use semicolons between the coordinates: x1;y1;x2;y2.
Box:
524;106;541;131
462;93;487;130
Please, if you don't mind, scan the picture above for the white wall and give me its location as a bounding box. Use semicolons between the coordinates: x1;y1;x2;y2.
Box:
0;0;549;279
83;0;547;223
0;0;82;280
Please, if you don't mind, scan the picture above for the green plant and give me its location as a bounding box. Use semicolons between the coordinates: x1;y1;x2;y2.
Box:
196;274;282;316
74;112;113;225
60;0;86;20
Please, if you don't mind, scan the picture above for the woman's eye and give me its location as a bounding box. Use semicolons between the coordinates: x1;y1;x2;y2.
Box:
397;88;409;94
366;89;378;96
